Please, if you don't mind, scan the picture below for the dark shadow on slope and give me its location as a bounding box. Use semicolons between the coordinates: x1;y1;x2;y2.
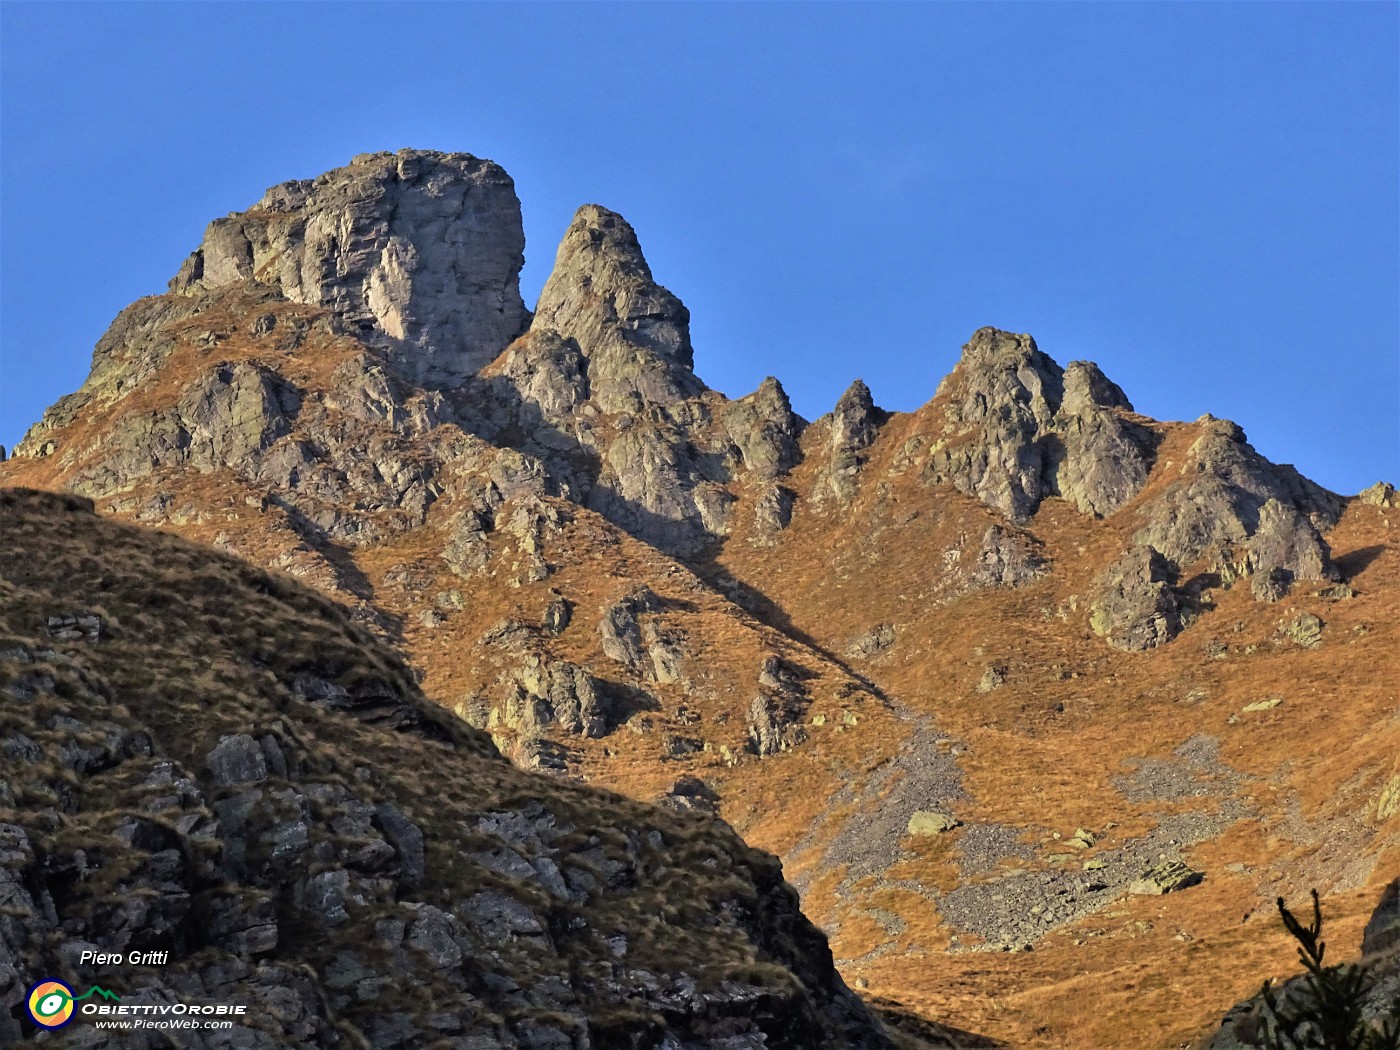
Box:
868;998;1005;1049
1334;544;1386;578
451;357;882;692
595;677;664;728
690;552;892;705
265;493;405;640
454;357;747;560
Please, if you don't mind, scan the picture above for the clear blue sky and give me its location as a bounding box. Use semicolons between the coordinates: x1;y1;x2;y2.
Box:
2;2;1396;494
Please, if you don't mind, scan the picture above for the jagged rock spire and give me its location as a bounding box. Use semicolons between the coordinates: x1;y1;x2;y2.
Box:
810;379;887;506
524;205;704;415
531;204;693;370
171;149;528;388
921;326;1156;521
829;380;884;454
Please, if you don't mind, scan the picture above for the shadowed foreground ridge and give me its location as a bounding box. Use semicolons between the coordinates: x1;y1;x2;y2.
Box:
0;488;892;1049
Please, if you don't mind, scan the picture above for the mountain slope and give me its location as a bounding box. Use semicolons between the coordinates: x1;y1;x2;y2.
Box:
0;487;894;1049
3;148;1396;1049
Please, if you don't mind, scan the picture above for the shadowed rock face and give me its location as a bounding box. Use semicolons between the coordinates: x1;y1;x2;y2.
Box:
171;149;529;387
1365;878;1400;957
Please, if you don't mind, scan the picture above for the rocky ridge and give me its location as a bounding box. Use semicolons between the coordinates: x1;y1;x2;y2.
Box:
10;150;1348;618
3;148;1397;1050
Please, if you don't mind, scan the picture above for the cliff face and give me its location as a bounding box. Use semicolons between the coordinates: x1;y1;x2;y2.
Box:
0;488;890;1050
172;150;529;387
3;148;1397;1050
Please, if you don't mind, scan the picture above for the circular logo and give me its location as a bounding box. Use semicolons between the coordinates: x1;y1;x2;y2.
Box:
28;980;75;1028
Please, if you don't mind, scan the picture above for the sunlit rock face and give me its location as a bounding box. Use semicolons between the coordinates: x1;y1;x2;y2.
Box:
171;149;529;388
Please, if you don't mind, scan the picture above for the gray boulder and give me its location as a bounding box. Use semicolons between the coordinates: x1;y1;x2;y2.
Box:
1089;546;1183;651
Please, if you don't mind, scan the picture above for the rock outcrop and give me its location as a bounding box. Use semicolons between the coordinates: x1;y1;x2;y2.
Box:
171;150;529;387
925;328;1157;523
531;204;698;402
1357;481;1395;508
502;655;610;739
1133;416;1341;584
1089;546;1183;651
970;524;1048;588
811;380;887;506
747;655;811;756
1049;360;1158;517
459;206;807;556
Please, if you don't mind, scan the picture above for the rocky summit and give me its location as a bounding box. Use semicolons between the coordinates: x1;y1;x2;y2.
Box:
3;148;1397;1049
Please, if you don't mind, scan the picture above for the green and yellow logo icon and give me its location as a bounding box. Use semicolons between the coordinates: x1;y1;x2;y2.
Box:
27;980;121;1027
28;980;75;1028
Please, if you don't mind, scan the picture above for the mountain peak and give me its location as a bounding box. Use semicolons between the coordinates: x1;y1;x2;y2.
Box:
532;204;694;372
959;326;1041;362
170;149;528;388
1063;359;1133;413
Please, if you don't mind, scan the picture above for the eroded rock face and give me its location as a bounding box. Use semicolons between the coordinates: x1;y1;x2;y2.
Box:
1244;499;1338;599
926;329;1064;523
530;204;702;412
587;423;718;554
1134;416;1341;581
464;207;808;556
925;329;1158;523
971;524;1048;588
1089;546;1183;651
723;377;804;479
172;150;529;387
1049;361;1158;517
812;380;886;506
533;205;691;366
